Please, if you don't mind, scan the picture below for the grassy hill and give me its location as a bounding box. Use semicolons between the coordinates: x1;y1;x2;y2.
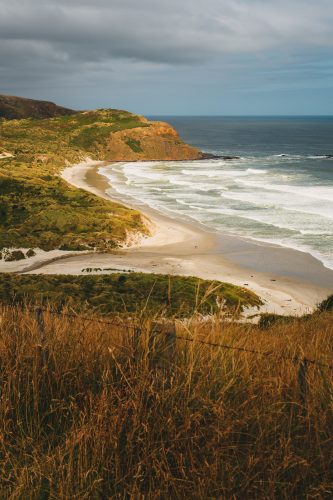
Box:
0;106;200;251
0;94;77;120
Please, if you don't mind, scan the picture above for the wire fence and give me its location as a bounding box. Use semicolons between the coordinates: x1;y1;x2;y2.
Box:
3;303;332;412
13;305;333;372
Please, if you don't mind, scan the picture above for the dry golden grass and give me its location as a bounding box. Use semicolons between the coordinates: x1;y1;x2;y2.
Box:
0;305;332;498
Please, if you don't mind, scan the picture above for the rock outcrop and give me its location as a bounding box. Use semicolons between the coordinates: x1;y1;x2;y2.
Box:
104;120;202;161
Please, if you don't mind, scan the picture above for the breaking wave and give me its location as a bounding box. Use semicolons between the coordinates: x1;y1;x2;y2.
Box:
99;154;333;270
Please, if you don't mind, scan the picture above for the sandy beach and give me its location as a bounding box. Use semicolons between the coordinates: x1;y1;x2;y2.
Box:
9;159;323;317
3;158;331;316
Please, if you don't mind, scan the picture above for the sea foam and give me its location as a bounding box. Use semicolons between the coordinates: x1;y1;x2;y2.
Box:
99;155;333;270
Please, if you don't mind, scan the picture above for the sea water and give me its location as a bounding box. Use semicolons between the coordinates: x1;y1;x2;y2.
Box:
99;116;333;270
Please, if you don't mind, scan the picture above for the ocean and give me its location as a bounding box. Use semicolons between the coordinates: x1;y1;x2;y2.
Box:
99;116;333;270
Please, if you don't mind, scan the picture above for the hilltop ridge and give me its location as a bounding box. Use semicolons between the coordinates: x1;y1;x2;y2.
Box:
0;94;77;120
0;95;202;161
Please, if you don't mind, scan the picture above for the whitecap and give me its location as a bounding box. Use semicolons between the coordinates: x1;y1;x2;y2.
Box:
246;168;268;174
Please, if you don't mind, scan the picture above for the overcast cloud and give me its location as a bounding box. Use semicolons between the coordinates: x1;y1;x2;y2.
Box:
1;0;333;114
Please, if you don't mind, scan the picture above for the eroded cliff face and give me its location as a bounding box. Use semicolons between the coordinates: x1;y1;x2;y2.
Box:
104;120;202;161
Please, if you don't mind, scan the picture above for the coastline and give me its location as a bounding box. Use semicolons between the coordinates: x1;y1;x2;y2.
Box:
56;160;332;315
4;158;330;316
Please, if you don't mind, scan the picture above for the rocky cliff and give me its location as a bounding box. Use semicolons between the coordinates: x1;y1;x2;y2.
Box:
104;119;201;161
63;109;202;161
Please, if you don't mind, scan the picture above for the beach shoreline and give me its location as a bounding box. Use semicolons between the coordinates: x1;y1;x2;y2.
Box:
3;158;330;316
53;160;330;315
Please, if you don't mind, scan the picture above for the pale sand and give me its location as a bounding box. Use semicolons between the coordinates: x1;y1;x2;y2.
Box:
0;152;14;159
21;160;325;316
0;248;84;274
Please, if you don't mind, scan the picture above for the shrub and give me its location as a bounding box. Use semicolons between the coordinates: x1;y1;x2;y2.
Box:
0;272;262;317
318;294;333;312
124;137;143;152
4;250;26;261
258;313;294;329
26;248;36;258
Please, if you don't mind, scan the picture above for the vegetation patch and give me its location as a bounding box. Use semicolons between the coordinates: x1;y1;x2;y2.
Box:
124;137;143;152
70;124;114;150
0;174;147;251
257;312;297;329
0;272;262;316
318;294;333;312
2;250;26;262
0;109;152;252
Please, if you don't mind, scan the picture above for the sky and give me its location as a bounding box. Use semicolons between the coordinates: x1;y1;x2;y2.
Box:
1;0;333;115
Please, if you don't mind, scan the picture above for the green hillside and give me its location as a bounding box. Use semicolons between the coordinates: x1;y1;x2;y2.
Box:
0;272;262;316
0;109;158;251
0;104;203;251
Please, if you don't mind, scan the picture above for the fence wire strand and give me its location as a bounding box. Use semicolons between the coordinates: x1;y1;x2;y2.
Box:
10;305;333;371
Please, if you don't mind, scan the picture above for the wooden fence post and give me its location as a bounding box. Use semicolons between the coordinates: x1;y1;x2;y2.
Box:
298;357;309;413
133;326;142;361
36;307;45;343
149;320;176;371
35;307;49;369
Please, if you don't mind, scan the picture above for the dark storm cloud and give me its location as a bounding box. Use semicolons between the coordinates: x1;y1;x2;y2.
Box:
1;0;333;113
1;0;333;67
0;0;214;66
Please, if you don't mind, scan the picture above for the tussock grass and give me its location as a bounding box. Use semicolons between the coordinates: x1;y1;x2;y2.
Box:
0;305;332;498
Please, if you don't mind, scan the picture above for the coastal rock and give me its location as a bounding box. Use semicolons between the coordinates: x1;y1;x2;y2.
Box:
200;152;221;160
222;155;241;160
199;153;241;160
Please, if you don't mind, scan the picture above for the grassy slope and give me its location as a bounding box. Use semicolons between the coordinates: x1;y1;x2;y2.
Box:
0;305;332;497
0;110;151;250
0;109;264;311
0;169;145;251
0;272;262;316
0;94;77;120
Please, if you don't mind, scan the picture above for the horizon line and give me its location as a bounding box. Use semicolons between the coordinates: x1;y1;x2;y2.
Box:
147;114;333;118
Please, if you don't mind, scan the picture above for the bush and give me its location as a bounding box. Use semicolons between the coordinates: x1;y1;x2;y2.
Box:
26;248;36;258
318;294;333;312
4;250;26;261
258;313;294;329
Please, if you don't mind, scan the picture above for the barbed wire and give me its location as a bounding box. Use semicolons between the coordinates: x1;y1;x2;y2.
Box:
6;305;333;371
51;309;138;330
171;334;333;370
